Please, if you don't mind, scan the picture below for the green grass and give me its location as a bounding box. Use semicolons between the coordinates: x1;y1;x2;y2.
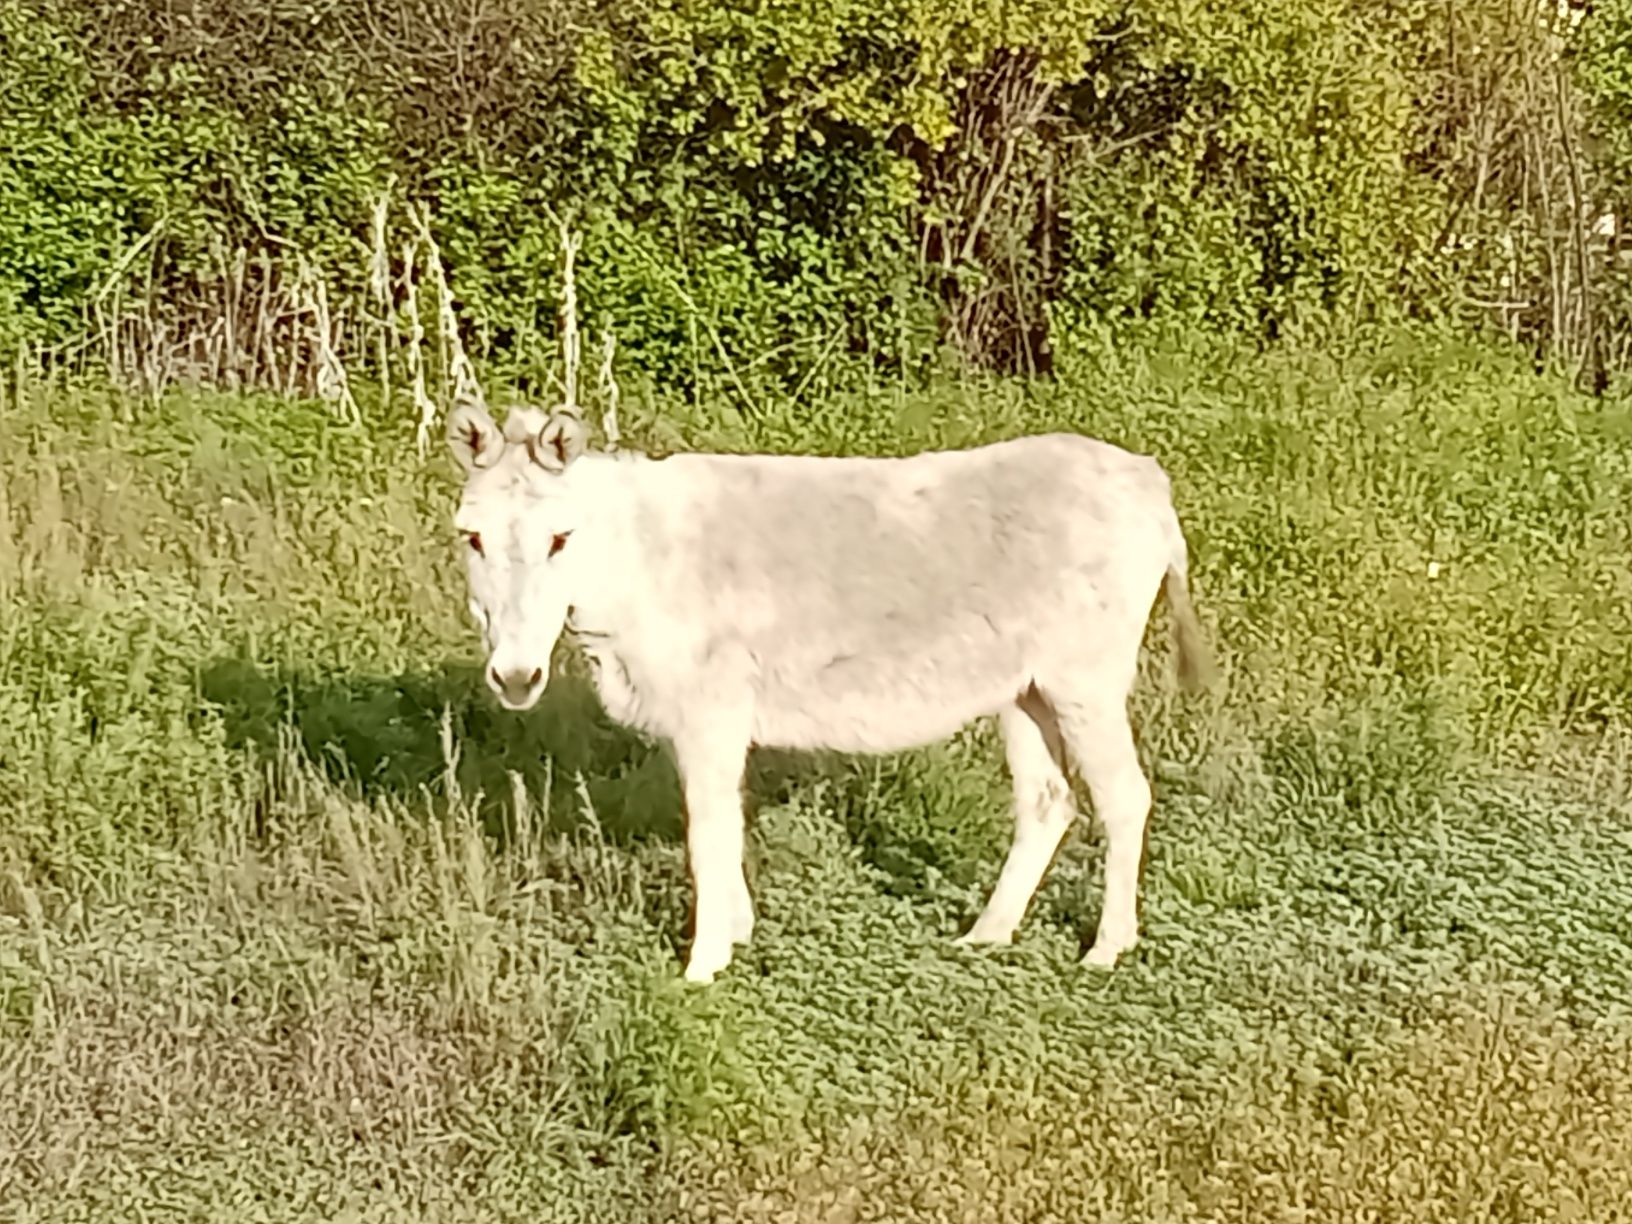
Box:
3;327;1632;1221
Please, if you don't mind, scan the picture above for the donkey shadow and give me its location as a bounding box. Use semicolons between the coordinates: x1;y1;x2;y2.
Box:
195;653;934;853
198;656;685;845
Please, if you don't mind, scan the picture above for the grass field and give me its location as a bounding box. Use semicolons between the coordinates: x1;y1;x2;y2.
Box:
3;328;1631;1221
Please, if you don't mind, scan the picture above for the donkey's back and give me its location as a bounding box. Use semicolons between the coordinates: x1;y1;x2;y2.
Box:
626;433;1201;755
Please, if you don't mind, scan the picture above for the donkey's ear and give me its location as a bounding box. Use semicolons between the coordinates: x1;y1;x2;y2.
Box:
533;413;589;473
447;395;504;473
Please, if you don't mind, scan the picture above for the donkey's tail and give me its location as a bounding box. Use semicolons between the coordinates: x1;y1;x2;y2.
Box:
1162;509;1217;693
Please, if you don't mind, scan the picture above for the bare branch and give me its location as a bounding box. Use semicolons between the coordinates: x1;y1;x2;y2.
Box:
596;329;621;451
554;212;583;417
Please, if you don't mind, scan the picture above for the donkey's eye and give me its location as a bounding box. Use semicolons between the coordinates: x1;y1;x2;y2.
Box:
466;532;484;556
549;531;572;558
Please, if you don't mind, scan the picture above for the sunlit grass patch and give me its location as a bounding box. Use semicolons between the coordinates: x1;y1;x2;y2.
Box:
2;329;1630;1218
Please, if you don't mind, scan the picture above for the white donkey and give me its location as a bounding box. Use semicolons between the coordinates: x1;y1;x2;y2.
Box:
447;400;1214;983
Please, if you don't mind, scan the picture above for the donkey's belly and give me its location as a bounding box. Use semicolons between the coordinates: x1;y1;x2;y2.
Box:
748;645;1027;753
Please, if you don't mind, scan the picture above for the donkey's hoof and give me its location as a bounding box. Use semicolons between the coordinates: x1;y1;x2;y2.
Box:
1081;938;1135;969
683;943;733;984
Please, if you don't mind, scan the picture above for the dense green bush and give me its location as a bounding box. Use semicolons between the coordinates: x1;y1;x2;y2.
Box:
2;0;1629;390
1054;0;1437;336
1578;0;1632;371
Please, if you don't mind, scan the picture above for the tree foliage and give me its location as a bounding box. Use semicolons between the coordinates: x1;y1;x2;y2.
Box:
0;0;1627;394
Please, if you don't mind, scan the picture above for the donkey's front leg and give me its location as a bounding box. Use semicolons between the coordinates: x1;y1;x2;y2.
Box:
673;724;753;984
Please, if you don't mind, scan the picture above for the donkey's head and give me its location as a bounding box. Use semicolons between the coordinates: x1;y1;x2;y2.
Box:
447;396;592;711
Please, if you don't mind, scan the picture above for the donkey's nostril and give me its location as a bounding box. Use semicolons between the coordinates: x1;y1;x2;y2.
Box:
490;665;545;703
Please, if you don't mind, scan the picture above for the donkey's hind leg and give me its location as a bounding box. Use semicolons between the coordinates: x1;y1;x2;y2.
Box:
1047;686;1151;968
957;690;1077;946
